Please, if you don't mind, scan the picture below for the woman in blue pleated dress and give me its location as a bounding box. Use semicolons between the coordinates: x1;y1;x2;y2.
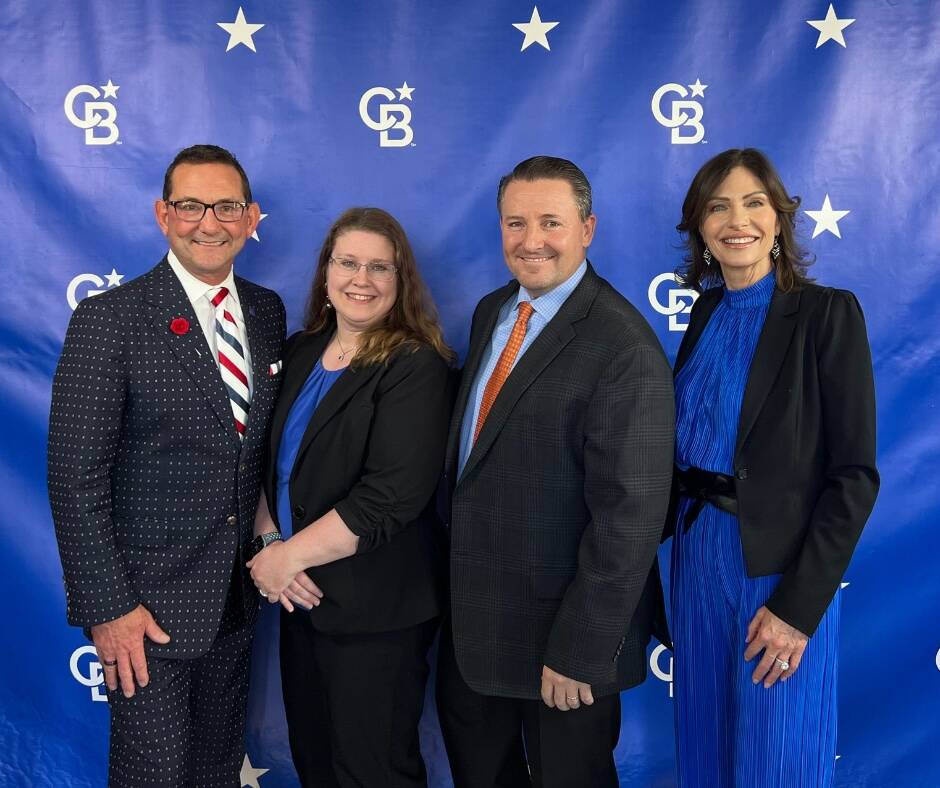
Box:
666;148;879;787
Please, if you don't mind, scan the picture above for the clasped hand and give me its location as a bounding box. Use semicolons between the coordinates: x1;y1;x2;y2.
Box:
246;540;323;612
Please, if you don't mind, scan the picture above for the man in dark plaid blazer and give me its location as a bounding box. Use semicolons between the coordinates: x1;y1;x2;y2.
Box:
438;156;675;787
48;145;285;787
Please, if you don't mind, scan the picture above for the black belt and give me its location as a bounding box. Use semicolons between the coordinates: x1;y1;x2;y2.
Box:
676;465;738;532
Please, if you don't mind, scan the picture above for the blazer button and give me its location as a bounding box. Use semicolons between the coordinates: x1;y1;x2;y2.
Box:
226;515;238;527
293;505;306;520
735;468;748;480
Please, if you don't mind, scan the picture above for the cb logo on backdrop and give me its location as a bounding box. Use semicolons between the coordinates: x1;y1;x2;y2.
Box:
64;81;120;145
648;272;698;332
651;80;707;144
67;268;124;310
650;644;674;698
359;83;414;147
70;645;107;702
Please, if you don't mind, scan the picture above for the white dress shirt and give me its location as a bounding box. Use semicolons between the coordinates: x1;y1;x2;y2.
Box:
167;250;253;393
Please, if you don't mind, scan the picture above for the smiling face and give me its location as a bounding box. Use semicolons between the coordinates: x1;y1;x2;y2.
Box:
326;229;399;335
500;178;596;299
700;166;780;288
154;162;259;285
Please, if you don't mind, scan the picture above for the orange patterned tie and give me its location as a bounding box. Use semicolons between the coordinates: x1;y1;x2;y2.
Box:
473;301;534;444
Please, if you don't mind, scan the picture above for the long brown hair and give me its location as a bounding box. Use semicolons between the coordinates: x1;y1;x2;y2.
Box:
676;148;813;292
303;207;454;367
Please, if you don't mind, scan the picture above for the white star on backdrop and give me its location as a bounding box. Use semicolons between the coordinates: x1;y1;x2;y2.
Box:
240;754;268;787
104;268;124;287
513;7;559;52
100;80;119;99
688;79;707;98
805;194;850;238
218;7;265;53
251;213;268;243
807;4;855;49
396;82;415;101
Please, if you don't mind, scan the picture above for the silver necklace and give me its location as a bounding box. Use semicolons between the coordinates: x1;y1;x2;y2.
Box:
336;335;357;361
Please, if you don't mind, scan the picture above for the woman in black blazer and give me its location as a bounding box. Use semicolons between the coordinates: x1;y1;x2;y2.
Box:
247;207;453;787
666;149;878;787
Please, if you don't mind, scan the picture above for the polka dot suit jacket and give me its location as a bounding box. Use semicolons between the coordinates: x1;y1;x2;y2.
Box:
48;257;286;659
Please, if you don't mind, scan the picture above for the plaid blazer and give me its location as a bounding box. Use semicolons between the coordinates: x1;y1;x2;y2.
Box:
444;264;674;699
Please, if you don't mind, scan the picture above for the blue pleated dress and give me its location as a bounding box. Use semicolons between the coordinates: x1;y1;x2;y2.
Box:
672;272;838;788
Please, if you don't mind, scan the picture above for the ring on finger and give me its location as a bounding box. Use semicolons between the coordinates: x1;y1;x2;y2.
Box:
102;659;118;667
566;696;578;702
774;657;790;671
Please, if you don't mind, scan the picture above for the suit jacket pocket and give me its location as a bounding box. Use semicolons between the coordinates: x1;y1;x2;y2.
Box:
530;568;574;600
113;518;172;549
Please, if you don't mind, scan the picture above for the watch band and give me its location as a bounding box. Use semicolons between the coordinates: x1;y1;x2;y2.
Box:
250;530;282;558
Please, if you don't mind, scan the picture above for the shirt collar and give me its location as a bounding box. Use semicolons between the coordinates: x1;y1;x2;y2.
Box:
514;259;587;321
167;250;242;316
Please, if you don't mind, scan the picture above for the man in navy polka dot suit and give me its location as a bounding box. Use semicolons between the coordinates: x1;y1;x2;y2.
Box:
48;145;286;786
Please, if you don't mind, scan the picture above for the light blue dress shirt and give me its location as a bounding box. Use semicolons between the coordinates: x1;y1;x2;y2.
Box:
457;260;587;478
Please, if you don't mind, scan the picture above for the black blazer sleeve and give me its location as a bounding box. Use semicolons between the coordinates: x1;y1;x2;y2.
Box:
765;290;879;634
334;345;451;554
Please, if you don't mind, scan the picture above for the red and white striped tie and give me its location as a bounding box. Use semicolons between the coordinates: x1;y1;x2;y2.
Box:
210;287;250;438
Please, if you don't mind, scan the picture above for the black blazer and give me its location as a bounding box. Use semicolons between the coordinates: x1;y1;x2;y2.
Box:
264;332;451;635
48;258;286;658
445;264;675;700
669;282;879;635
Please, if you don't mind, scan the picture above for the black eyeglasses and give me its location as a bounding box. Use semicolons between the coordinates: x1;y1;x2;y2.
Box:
166;200;248;223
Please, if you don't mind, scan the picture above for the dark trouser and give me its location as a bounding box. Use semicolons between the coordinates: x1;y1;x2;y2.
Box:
280;609;438;788
436;626;621;788
106;587;253;787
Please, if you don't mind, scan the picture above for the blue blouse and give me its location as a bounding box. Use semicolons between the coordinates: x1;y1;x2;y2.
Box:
275;359;344;536
675;272;775;474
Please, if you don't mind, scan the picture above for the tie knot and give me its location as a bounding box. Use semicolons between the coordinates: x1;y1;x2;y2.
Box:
516;301;534;323
210;287;229;308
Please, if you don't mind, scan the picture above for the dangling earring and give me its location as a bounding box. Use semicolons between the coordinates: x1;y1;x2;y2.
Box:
703;248;712;267
325;296;333;309
771;237;781;261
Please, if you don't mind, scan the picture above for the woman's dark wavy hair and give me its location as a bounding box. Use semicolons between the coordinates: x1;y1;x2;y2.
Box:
303;207;454;367
676;148;813;292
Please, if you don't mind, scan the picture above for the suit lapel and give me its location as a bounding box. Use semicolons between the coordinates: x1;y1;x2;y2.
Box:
268;331;330;484
445;281;517;478
457;269;599;485
735;287;801;454
272;332;383;483
147;258;239;445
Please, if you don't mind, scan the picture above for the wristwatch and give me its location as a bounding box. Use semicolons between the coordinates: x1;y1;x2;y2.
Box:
249;530;283;558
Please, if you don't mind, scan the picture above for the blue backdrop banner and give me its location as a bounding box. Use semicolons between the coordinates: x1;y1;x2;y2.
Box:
2;1;937;785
